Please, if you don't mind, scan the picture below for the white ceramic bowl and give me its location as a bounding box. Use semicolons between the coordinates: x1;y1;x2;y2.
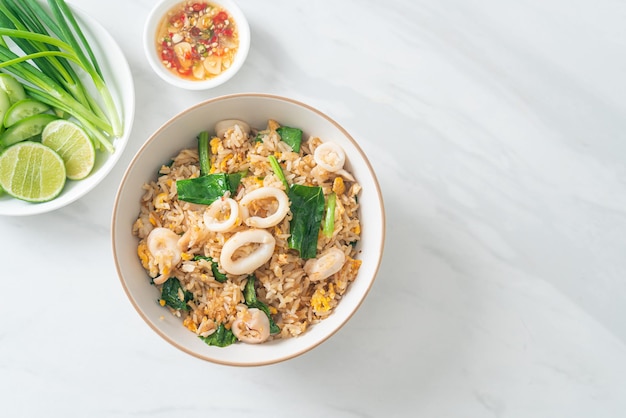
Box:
143;0;250;90
112;94;385;366
0;5;135;216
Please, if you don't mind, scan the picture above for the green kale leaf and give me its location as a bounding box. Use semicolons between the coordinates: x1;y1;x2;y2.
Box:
160;277;193;311
193;255;228;283
276;126;302;152
287;184;325;259
244;275;280;334
199;323;237;347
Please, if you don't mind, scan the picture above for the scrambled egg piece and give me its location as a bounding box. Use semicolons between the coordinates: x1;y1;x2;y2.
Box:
220;153;233;171
153;192;169;210
137;243;150;270
210;137;221;154
183;316;197;332
181;252;193;261
332;177;345;196
311;284;336;313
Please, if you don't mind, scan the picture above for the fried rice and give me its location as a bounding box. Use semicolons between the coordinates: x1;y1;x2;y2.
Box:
132;119;362;344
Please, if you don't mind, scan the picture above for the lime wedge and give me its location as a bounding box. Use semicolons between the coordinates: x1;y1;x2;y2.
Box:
41;119;95;180
0;141;66;202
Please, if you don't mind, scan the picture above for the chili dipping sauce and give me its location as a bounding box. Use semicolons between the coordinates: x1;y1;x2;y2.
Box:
156;1;239;81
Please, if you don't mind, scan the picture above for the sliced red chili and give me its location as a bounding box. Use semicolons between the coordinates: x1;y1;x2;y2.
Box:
161;47;175;62
191;46;202;60
213;11;228;24
169;11;185;24
191;3;206;12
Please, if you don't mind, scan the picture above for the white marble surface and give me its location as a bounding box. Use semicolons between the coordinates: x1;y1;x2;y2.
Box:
1;0;626;416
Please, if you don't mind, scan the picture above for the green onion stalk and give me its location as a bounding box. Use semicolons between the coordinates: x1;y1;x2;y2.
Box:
0;0;122;152
323;192;337;238
0;46;114;152
268;154;289;190
0;2;91;109
198;131;210;176
46;0;121;136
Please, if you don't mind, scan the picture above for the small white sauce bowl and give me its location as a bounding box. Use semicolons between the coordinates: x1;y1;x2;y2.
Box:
143;0;250;90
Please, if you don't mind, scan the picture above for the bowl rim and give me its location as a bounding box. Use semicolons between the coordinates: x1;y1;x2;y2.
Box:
112;93;386;366
143;0;251;91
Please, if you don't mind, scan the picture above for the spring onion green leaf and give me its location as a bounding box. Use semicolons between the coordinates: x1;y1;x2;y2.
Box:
199;323;237;347
323;192;337;238
0;0;122;152
0;1;90;108
47;0;119;134
0;45;103;130
48;0;103;78
287;184;325;259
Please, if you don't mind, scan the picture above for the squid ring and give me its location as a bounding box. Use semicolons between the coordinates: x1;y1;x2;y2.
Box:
219;229;276;275
231;307;271;344
239;187;290;228
146;227;183;276
314;142;346;172
304;247;346;282
215;119;251;138
203;197;240;232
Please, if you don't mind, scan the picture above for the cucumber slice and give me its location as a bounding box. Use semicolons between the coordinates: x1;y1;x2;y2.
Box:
0;89;11;126
0;74;26;104
3;98;51;127
0;113;58;148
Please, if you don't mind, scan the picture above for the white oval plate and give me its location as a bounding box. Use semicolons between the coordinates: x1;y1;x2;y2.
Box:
0;4;135;216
